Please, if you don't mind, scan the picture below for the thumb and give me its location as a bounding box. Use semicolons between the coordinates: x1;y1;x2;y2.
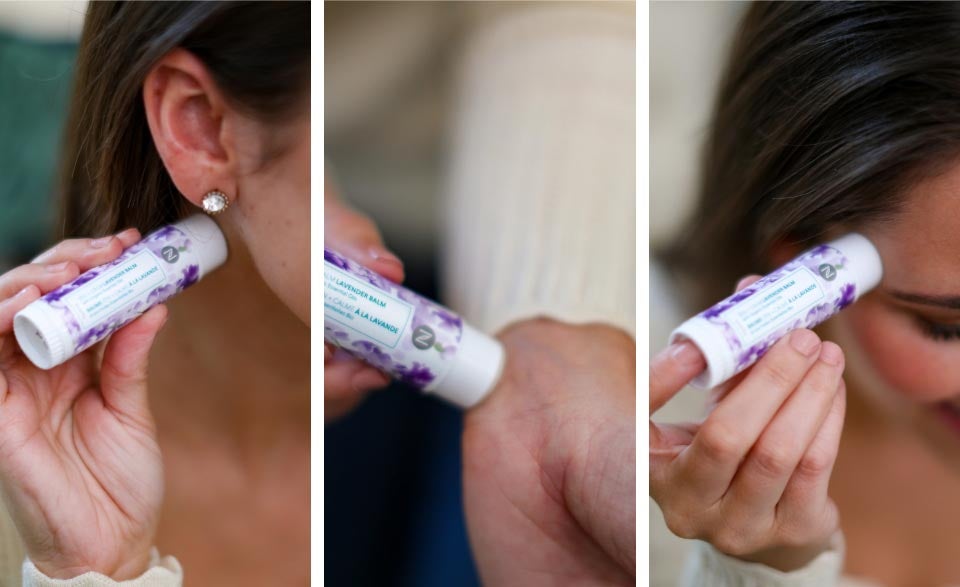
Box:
99;304;168;419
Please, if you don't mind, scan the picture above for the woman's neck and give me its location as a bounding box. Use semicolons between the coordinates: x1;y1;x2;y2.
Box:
147;239;310;459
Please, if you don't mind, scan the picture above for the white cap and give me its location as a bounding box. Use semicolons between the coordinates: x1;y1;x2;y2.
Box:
669;316;730;389
173;215;228;278
430;323;505;409
828;232;883;297
14;300;74;369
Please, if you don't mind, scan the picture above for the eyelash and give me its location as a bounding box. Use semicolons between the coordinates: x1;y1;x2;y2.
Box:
917;317;960;341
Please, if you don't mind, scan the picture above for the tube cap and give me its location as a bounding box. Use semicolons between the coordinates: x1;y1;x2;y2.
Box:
174;215;228;278
830;233;882;298
14;300;73;370
430;323;505;409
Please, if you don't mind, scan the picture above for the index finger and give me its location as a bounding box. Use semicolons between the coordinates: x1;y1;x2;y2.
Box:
650;340;706;413
31;228;142;271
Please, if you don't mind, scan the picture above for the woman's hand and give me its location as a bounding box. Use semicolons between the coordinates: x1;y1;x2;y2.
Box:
324;179;404;421
650;276;847;571
462;318;636;586
0;229;167;579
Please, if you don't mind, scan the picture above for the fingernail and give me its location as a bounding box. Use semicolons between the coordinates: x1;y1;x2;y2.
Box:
116;227;139;240
368;246;403;267
15;285;34;298
670;340;704;366
790;329;821;356
819;342;844;367
351;370;389;393
90;236;113;248
46;261;70;273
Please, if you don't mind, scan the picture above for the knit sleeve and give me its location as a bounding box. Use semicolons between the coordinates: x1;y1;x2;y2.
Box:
441;2;635;336
680;531;847;587
21;551;182;587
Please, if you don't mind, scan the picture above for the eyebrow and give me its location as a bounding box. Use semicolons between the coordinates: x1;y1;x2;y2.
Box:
889;290;960;310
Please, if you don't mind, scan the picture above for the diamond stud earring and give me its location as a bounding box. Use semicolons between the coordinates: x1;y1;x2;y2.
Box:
201;190;229;215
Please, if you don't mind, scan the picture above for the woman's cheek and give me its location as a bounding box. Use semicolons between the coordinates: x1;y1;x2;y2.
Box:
844;299;960;403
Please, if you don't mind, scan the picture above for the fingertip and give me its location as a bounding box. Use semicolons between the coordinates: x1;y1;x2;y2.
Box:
818;341;844;367
145;304;169;332
734;274;763;292
669;340;705;369
20;284;41;299
63;261;80;278
116;227;142;246
370;259;405;284
787;328;821;356
351;367;390;393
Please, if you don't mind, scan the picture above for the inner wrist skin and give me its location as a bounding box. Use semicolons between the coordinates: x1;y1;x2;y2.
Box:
33;548;153;581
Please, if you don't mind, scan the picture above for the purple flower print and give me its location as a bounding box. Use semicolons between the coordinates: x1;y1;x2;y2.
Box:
351;340;392;369
434;308;463;330
395;362;435;387
324;249;350;271
177;264;200;288
836;283;856;310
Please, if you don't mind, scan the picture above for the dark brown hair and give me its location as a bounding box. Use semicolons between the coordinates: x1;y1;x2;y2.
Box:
662;2;960;310
60;1;309;238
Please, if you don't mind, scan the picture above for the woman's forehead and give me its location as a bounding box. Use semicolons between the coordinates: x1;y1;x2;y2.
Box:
869;161;960;291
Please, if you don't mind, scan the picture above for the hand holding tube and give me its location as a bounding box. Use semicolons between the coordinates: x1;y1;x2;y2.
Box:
0;229;165;579
324;182;402;421
651;276;846;571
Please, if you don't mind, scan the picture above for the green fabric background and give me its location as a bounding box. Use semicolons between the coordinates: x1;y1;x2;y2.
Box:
0;29;77;271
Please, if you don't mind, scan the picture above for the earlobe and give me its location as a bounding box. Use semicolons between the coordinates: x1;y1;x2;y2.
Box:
142;49;237;210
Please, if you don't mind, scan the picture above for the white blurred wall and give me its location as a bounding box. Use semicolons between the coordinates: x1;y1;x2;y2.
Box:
650;1;744;248
0;1;86;40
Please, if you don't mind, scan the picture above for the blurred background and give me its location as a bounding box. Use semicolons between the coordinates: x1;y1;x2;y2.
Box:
649;1;746;585
326;1;634;585
0;1;85;272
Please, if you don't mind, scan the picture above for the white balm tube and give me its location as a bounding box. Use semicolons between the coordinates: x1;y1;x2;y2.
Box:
670;233;882;389
14;215;227;369
324;248;505;409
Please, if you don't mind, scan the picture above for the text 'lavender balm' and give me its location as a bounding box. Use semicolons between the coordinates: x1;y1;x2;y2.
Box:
670;233;883;389
324;248;505;409
14;215;228;369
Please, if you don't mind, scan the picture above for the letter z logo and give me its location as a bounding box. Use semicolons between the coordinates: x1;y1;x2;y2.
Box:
412;325;436;350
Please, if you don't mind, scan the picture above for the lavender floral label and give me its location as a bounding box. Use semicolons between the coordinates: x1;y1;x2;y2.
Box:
721;267;825;347
324;264;413;348
41;224;202;356
60;250;168;331
324;248;464;391
698;243;857;372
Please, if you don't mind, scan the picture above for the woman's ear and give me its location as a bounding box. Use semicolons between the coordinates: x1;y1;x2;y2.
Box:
142;48;239;210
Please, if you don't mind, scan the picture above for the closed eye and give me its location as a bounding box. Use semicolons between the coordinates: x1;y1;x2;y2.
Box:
917;317;960;341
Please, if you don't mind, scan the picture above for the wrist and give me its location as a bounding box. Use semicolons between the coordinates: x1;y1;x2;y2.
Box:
734;537;833;572
32;547;153;581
